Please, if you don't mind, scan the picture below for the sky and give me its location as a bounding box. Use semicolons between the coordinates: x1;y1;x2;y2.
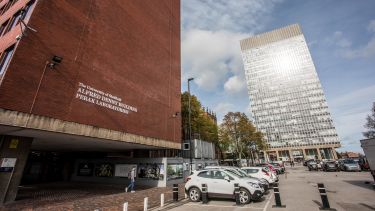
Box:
181;0;375;153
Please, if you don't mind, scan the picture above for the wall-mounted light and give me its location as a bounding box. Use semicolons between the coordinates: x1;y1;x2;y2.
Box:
48;55;63;69
172;112;180;117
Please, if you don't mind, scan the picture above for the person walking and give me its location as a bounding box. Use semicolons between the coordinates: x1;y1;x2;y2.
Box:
126;167;136;193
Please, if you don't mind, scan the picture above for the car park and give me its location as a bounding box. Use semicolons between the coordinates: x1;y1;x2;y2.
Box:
241;166;277;184
322;160;340;172
339;159;361;172
185;169;264;204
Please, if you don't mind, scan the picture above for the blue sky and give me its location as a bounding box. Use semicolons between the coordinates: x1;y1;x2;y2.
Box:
181;0;375;153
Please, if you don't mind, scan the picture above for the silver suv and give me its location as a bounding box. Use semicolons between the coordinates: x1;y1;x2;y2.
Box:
185;169;264;204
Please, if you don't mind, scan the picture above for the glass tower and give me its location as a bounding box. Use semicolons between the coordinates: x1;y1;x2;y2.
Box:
240;24;340;161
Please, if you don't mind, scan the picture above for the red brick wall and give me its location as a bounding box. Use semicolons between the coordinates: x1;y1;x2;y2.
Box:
0;0;181;143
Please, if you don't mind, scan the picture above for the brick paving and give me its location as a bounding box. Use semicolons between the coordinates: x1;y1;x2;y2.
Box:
0;182;186;211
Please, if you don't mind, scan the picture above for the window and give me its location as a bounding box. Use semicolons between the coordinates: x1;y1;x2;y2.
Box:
20;0;35;21
245;168;259;174
3;10;22;34
197;171;211;178
0;20;9;36
0;45;15;76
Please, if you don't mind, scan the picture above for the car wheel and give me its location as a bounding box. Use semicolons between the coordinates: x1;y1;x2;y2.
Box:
239;188;251;204
188;187;201;202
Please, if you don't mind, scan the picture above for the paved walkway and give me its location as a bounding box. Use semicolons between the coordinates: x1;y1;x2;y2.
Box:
0;182;186;211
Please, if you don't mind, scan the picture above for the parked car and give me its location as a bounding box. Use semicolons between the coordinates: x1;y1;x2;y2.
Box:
256;163;278;174
304;159;315;166
339;159;361;172
241;167;277;184
270;162;284;174
322;160;340;172
205;166;269;191
307;160;319;171
185;169;264;204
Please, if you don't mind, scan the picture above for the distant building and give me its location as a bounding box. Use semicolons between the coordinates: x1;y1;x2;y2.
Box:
240;24;340;162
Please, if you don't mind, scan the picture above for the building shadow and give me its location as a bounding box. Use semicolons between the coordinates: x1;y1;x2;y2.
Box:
343;180;374;191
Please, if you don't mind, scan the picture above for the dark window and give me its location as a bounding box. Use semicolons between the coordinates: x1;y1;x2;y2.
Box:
0;20;9;36
3;10;21;34
20;0;35;21
0;45;15;76
245;169;259;173
0;0;13;15
197;171;211;178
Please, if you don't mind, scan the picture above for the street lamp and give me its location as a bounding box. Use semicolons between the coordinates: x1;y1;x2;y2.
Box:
188;77;194;172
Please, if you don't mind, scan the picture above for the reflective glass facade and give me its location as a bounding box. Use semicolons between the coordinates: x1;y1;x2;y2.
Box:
240;24;340;150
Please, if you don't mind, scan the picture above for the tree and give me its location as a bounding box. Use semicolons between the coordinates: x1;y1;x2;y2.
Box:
219;112;266;166
181;92;218;143
363;102;375;139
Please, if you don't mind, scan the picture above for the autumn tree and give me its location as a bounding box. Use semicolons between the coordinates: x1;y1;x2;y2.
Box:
181;92;218;143
363;102;375;139
219;112;266;166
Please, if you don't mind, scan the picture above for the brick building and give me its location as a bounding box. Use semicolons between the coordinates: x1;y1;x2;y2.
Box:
0;0;181;203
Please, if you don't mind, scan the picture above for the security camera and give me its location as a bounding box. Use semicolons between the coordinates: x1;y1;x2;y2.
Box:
16;34;22;41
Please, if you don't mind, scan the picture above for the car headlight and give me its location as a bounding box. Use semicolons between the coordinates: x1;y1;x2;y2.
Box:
248;182;260;188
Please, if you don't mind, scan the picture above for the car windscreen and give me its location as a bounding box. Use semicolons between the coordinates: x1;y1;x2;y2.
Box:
244;168;259;173
224;169;244;178
343;160;356;164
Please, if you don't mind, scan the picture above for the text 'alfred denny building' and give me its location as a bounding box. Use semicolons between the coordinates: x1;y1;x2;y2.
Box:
240;24;340;162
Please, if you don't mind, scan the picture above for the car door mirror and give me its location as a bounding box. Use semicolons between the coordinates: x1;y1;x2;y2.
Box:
224;176;230;182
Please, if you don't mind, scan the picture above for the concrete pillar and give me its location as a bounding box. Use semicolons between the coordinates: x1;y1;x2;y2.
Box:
275;150;279;161
0;135;33;204
316;148;322;160
288;149;293;161
331;148;338;160
302;148;307;159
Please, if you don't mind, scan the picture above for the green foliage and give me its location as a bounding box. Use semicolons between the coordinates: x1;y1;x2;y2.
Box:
181;92;218;143
219;112;266;164
363;102;375;139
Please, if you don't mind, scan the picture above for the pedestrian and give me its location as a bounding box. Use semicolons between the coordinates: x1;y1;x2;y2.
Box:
291;160;294;167
126;167;136;193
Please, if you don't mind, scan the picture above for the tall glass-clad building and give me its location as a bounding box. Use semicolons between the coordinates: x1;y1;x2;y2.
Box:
240;24;340;161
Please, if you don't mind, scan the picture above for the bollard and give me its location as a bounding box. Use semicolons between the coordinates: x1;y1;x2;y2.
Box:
123;202;128;211
144;197;148;211
160;193;164;208
272;182;286;208
201;184;208;204
173;184;179;202
234;183;240;205
317;183;336;210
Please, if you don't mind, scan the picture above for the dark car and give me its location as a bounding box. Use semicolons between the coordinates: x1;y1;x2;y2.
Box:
322;161;339;172
304;159;315;166
307;160;318;171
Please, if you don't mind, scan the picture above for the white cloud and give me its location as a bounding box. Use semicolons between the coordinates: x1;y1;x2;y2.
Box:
182;29;248;91
224;75;246;93
329;85;375;151
181;0;283;92
367;19;375;32
182;0;282;32
326;31;352;48
333;21;375;59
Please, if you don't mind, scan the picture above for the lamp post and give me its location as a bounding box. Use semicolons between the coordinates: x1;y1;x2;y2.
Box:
188;77;194;172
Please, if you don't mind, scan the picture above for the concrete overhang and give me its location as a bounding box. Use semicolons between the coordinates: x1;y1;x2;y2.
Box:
0;109;181;151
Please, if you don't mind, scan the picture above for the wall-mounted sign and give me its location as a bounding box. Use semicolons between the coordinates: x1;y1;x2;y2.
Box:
9;139;19;149
75;82;138;115
77;163;94;176
0;158;17;172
